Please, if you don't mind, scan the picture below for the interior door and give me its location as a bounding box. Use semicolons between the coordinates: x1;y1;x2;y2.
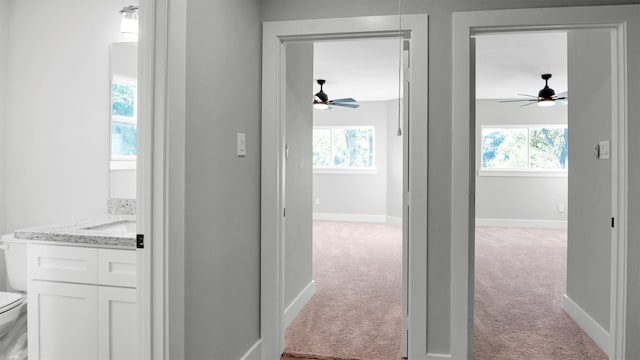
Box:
565;28;614;351
283;42;314;329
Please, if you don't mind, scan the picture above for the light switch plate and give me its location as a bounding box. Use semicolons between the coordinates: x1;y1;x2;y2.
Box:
237;133;246;157
598;140;610;160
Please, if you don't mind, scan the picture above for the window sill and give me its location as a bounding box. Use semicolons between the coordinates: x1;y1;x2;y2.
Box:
478;170;567;178
110;160;137;170
313;168;377;175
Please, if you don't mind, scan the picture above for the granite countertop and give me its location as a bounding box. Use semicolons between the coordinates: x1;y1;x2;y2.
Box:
13;214;137;249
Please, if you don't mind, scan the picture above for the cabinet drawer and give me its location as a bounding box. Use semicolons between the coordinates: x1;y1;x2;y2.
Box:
28;245;98;284
98;249;137;288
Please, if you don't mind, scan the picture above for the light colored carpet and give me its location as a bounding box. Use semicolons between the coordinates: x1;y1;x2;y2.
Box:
283;222;606;360
474;226;607;360
283;221;403;360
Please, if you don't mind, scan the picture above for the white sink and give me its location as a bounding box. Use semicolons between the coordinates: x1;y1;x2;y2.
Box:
85;220;136;233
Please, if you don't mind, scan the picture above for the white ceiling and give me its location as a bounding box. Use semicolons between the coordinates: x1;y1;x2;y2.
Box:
313;38;401;102
313;32;567;102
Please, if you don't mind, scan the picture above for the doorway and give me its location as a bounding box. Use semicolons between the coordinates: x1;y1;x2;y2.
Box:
261;14;428;360
281;37;407;360
472;30;608;359
452;7;630;360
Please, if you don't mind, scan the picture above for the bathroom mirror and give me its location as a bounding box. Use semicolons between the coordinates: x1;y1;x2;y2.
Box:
109;42;138;199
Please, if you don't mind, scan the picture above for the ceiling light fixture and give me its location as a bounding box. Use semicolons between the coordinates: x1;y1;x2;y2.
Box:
537;99;556;107
120;5;139;40
498;73;567;107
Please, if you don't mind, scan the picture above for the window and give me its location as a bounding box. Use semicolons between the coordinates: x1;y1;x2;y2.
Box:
111;77;137;165
480;125;568;174
313;126;375;172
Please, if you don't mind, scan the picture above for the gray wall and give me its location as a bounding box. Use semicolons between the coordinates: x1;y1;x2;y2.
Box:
625;6;640;359
261;0;640;355
386;99;403;219
184;1;261;359
566;28;612;331
313;101;388;217
475;100;568;224
284;42;314;307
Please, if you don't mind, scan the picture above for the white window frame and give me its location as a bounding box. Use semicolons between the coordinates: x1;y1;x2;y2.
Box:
110;74;138;169
312;125;377;174
478;124;568;177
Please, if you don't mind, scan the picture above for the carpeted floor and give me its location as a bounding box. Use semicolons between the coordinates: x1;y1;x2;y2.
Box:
283;222;607;360
284;221;403;360
474;226;607;360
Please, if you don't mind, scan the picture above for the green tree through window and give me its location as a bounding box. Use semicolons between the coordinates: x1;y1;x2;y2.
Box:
530;127;568;169
481;126;568;171
111;79;137;160
313;127;375;169
112;82;136;117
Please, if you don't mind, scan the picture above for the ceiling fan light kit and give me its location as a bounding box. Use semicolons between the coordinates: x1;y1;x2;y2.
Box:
538;99;556;107
498;73;567;107
313;79;360;110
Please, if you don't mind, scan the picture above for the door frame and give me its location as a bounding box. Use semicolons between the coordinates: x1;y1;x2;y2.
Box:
261;14;429;360
451;6;637;359
137;0;157;358
138;0;185;359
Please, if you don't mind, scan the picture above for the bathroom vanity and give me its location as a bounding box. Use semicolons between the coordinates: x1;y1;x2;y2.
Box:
13;215;137;360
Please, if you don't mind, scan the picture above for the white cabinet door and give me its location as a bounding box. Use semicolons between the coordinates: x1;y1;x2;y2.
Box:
28;280;99;360
98;286;137;360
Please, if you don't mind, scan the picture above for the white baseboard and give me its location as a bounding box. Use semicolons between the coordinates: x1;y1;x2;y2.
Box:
476;218;567;229
386;216;402;225
239;339;262;360
313;213;402;225
562;294;610;355
284;280;316;329
313;213;386;223
427;353;452;360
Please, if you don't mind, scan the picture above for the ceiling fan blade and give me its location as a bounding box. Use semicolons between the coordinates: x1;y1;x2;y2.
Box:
516;93;538;98
329;98;358;103
556;91;568;98
520;101;538;107
499;99;537;103
556;96;567;100
331;102;360;109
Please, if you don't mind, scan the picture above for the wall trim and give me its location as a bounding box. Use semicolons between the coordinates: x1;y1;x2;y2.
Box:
283;280;316;329
313;212;386;223
562;294;610;355
239;339;262;360
427;353;452;360
386;216;403;226
476;218;567;229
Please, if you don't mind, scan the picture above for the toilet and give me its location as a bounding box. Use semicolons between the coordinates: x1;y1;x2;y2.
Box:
0;234;27;339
